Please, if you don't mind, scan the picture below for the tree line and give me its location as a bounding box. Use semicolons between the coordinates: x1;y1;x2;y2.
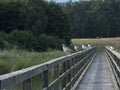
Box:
0;0;120;51
64;0;120;38
0;0;73;51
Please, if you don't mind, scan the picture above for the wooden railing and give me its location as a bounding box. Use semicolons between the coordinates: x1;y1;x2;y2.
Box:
0;47;96;90
105;46;120;89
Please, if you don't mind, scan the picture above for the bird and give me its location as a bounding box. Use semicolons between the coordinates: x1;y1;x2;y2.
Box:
62;44;72;54
82;44;88;50
108;46;119;52
88;44;92;48
109;46;115;50
74;45;81;51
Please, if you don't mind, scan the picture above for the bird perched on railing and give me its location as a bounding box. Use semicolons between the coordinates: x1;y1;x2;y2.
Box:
109;46;115;50
62;44;72;54
74;45;81;52
82;44;88;50
88;44;92;48
107;46;119;52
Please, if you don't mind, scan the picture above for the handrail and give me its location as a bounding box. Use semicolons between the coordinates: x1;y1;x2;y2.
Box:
105;46;120;89
0;47;96;90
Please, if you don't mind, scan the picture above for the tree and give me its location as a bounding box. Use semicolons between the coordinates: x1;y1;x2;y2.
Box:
25;0;48;36
64;0;120;38
7;30;35;50
0;1;25;33
45;2;73;44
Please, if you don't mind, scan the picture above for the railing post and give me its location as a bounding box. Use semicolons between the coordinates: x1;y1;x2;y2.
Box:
70;58;75;87
62;62;67;89
76;56;79;73
66;60;71;90
0;47;95;90
106;47;120;89
67;60;71;81
74;57;77;76
54;65;60;90
0;81;1;90
42;70;48;89
23;79;32;90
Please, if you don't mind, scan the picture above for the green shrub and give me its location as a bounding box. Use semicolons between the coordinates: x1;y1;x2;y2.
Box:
0;1;25;32
0;49;65;75
7;31;65;51
36;34;65;51
7;30;36;50
0;60;10;74
0;32;6;49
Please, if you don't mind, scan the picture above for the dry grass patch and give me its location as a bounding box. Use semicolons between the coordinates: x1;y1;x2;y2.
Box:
72;37;120;52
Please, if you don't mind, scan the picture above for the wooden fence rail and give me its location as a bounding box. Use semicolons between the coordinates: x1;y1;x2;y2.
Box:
0;47;96;90
105;46;120;89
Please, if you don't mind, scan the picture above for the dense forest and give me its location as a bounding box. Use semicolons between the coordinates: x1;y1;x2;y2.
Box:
0;0;73;51
64;0;120;38
0;0;120;51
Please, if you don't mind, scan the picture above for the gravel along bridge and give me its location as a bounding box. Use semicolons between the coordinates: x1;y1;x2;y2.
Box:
0;47;119;90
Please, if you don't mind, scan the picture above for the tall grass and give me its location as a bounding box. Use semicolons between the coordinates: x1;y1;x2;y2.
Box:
0;49;65;75
72;37;120;52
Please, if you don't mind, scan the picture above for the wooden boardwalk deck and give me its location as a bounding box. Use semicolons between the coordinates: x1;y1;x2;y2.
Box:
76;53;116;90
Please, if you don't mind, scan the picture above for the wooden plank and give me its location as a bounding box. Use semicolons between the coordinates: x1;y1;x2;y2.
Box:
42;70;48;89
46;49;86;68
48;78;59;89
0;64;47;90
0;47;95;89
76;53;115;90
105;53;120;90
106;50;120;88
54;65;60;90
23;79;32;90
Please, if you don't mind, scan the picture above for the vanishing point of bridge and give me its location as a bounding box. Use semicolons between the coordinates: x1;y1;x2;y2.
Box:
0;47;119;90
77;53;118;90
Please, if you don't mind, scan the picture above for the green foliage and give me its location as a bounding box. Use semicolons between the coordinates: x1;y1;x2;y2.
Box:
6;30;65;51
25;0;48;36
0;0;73;51
0;60;10;74
36;34;65;51
0;32;6;49
64;0;120;38
0;49;65;75
45;2;73;44
7;30;35;50
0;0;24;3
0;1;25;32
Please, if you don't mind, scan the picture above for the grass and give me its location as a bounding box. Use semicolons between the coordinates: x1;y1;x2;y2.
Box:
72;37;120;52
1;37;120;75
0;49;65;75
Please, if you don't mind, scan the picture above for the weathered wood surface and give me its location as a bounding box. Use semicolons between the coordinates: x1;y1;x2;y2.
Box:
106;47;120;89
76;53;115;90
0;47;96;90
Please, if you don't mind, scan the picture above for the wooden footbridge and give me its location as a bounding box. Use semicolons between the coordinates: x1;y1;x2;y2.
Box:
0;47;120;90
